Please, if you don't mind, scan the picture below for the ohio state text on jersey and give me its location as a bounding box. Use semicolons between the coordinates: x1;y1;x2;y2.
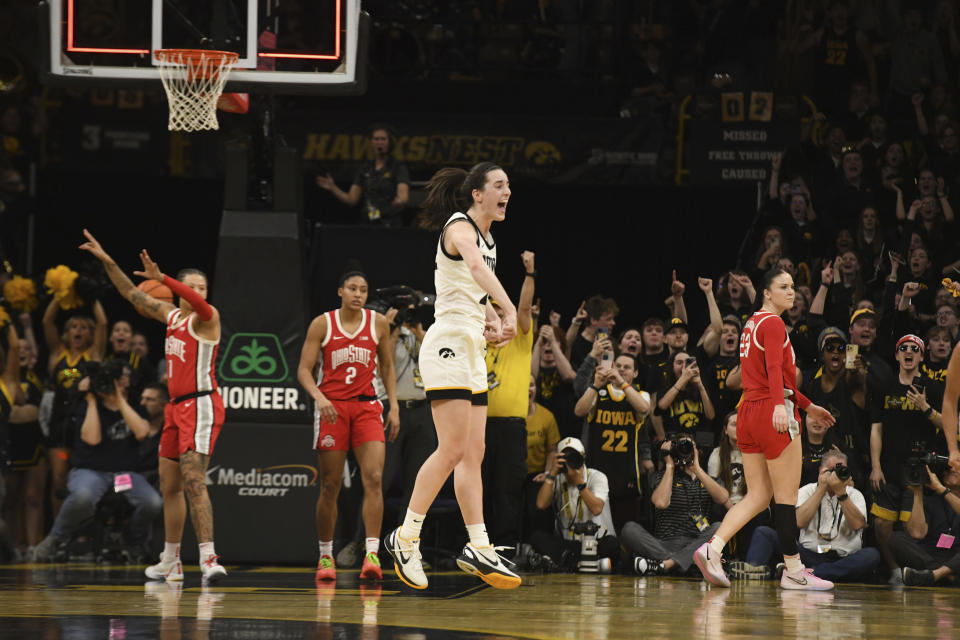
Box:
165;309;220;399
318;309;379;400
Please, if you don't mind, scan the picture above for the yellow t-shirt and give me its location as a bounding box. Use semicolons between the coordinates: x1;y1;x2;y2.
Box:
485;326;534;417
525;403;560;475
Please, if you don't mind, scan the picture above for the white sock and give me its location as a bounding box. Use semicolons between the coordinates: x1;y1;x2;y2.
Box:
399;509;425;541
708;534;726;556
318;540;333;558
784;554;803;573
162;542;180;563
466;523;490;549
365;537;379;555
198;542;216;562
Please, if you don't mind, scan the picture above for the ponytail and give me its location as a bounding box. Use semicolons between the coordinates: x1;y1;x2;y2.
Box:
418;162;504;230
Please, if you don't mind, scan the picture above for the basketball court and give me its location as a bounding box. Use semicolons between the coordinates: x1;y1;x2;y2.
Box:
0;563;953;639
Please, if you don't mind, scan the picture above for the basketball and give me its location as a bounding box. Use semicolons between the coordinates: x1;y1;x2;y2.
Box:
135;280;174;317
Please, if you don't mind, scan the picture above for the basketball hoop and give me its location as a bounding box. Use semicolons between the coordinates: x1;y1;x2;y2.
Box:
155;49;239;132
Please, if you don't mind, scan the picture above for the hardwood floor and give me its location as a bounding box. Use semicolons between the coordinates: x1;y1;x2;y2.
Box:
0;564;954;639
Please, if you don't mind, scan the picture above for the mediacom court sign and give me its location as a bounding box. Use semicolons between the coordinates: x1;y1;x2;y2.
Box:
206;463;318;497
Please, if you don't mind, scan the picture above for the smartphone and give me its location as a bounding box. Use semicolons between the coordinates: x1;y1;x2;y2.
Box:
912;376;925;393
845;344;858;369
686;357;697;368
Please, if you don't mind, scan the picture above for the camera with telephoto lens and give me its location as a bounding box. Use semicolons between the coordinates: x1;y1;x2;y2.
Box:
366;285;435;326
560;447;584;472
665;435;696;468
570;520;600;573
82;359;127;395
831;463;850;481
904;442;950;486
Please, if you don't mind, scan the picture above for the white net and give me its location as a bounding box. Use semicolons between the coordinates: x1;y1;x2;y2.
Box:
155;50;238;132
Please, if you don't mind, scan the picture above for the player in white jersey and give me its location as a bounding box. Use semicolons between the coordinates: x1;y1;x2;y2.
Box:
384;162;522;590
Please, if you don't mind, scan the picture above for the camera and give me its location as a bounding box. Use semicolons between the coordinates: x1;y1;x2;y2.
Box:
665;435;695;467
83;359;127;395
831;463;850;481
560;448;584;471
570;520;600;573
904;442;950;486
366;285;435;326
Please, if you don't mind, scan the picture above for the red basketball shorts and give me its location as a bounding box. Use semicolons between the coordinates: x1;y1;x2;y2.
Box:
313;397;385;451
736;398;800;460
159;392;225;459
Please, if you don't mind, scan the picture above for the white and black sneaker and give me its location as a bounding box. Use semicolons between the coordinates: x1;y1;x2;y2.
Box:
384;527;427;590
456;543;521;589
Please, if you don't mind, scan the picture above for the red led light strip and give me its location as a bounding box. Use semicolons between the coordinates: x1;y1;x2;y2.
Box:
64;0;342;61
258;0;341;60
66;0;150;54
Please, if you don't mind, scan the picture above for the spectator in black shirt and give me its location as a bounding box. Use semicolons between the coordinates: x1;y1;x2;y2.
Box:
315;125;411;226
637;318;668;393
890;464;960;586
568;295;618;371
869;334;945;582
32;362;162;560
803;327;866;468
922;327;952;382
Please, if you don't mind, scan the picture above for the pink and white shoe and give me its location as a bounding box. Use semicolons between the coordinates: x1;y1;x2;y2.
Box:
693;543;730;587
780;567;834;591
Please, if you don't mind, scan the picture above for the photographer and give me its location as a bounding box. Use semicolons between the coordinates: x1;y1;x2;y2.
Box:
869;334;944;583
574;352;652;532
31;360;161;560
737;451;880;583
888;464;960;586
531;437;618;571
620;436;730;576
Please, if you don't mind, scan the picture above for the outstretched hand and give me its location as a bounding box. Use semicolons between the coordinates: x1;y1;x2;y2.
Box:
133;249;163;282
78;229;110;262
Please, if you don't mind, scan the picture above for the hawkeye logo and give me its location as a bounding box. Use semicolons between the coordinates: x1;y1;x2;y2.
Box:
207;464;318;497
218;333;304;412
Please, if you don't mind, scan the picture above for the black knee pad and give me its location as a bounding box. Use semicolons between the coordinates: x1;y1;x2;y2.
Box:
772;503;799;556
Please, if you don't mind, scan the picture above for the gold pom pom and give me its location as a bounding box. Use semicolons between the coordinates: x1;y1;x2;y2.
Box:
0;305;10;329
943;278;960;298
44;265;84;310
3;276;38;312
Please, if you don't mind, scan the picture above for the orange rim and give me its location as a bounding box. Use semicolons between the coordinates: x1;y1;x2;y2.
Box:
155;49;239;78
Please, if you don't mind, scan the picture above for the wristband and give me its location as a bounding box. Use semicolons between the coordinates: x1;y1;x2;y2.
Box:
590;385;601;392
942;488;952;498
836;493;849;502
620;382;630;391
924;406;934;417
525;270;537;278
544;473;556;483
577;482;587;492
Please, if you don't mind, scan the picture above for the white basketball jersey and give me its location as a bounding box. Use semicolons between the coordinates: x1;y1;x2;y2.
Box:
434;212;497;327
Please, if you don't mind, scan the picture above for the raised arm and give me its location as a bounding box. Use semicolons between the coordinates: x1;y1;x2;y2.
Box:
114;382;151;440
79;229;176;324
670;271;688;324
42;298;62;366
938;178;954;222
90;300;107;362
700;277;722;357
565;301;586;358
517;251;536;336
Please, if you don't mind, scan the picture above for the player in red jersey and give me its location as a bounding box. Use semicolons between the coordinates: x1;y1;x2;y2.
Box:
80;230;227;584
694;266;836;590
297;264;399;582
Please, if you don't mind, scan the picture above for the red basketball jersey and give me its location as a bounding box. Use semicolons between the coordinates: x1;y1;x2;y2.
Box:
165;309;220;399
738;310;801;404
318;309;379;400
